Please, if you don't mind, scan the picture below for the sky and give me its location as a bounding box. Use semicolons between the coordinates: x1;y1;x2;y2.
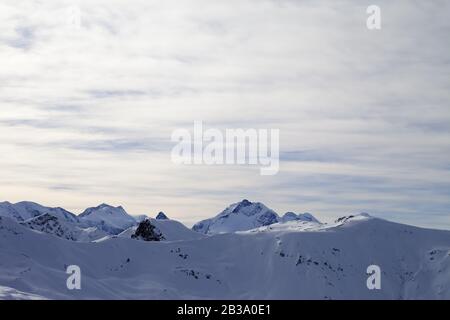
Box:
0;0;449;229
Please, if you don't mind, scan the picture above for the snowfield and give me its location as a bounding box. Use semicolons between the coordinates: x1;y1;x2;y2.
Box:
0;205;449;299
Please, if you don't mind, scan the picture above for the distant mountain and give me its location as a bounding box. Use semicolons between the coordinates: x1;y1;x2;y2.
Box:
1;200;324;242
0;201;137;241
22;213;108;242
79;204;137;234
0;201;78;223
0;201;111;242
280;212;321;224
156;212;168;220
192;199;319;235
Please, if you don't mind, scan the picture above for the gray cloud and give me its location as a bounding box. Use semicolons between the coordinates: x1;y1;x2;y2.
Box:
0;0;449;228
5;26;35;49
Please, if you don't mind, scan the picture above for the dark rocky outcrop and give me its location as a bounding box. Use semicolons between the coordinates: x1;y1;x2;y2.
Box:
132;219;165;241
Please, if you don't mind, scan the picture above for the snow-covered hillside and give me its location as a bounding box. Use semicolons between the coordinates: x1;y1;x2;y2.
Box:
1;211;449;300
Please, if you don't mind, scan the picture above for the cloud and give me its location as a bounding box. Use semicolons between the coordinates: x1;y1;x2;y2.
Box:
0;0;449;228
7;26;35;49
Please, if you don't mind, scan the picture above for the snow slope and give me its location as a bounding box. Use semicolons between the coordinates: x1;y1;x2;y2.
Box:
78;204;137;234
0;285;48;300
1;214;449;300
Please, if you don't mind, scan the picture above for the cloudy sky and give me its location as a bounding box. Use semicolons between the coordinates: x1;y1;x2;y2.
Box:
0;0;449;228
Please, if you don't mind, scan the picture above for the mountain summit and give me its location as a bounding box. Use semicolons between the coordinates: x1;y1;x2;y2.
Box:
192;199;279;235
0;201;78;223
156;212;169;220
79;204;136;234
280;212;321;223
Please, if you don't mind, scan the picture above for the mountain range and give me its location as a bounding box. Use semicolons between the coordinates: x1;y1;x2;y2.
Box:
0;199;449;299
193;199;321;235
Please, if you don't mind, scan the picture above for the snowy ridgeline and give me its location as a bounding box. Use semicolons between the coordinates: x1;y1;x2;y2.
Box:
0;199;322;242
0;200;450;299
0;201;205;242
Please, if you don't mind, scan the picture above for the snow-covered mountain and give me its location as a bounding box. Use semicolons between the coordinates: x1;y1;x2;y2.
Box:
192;199;281;235
0;201;111;242
1;213;449;299
22;213;109;242
280;212;321;224
192;199;320;235
0;201;78;223
0;201;138;242
78;204;137;234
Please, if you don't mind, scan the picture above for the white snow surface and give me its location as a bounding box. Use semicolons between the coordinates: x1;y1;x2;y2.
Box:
0;285;48;300
1;213;450;300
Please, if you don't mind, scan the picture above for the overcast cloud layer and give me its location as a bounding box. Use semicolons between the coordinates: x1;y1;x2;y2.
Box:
0;0;449;228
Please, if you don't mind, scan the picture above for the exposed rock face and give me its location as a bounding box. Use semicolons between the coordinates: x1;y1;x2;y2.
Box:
335;213;371;224
21;213;109;242
131;219;165;241
156;212;168;220
256;210;279;226
22;213;76;241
